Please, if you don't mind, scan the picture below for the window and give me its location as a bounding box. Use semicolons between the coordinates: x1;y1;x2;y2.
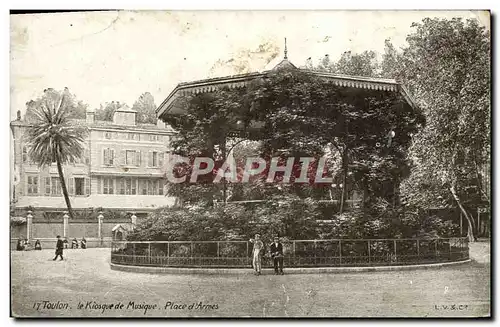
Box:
27;176;38;195
158;180;164;195
103;178;114;195
127;133;140;141
45;177;51;195
51;177;61;195
152;152;158;167
125;150;141;166
146;180;152;195
75;177;85;195
149;151;164;168
149;134;159;142
125;178;137;195
126;150;135;165
118;178;125;195
140;179;147;195
103;148;115;166
138;179;163;195
104;132;112;139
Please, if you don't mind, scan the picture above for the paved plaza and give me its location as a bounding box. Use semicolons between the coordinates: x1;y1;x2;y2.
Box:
11;242;490;318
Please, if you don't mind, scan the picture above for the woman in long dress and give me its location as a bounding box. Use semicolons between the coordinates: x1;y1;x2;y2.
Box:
249;234;264;275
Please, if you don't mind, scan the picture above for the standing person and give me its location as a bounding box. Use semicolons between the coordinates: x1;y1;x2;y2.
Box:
34;239;42;250
53;235;64;261
270;236;284;275
249;234;264;276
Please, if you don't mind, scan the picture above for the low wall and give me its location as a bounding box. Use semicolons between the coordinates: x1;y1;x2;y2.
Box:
10;214;132;248
11;237;113;250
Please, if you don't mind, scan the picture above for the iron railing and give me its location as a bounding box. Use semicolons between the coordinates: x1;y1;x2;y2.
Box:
110;237;469;268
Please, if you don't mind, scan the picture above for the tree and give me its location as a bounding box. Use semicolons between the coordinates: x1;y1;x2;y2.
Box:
25;88;89;121
396;18;490;241
132;92;157;124
95;101;122;121
25;88;88;219
313;51;380;77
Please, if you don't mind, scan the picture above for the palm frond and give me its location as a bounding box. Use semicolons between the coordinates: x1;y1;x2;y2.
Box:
26;90;88;168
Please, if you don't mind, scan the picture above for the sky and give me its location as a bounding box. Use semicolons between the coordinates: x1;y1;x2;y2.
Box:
10;10;489;120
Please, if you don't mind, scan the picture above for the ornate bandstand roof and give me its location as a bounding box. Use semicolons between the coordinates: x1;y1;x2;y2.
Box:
156;41;418;120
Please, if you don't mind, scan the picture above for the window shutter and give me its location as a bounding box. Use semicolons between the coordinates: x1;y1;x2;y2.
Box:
26;176;31;194
85;178;90;195
69;177;74;195
40;176;44;195
136;151;141;167
148;151;153;167
111;149;115;165
102;149;107;165
97;177;102;194
45;177;51;195
121;150;126;165
159;152;164;169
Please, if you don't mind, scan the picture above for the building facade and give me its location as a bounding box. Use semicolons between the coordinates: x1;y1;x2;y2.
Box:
10;105;177;219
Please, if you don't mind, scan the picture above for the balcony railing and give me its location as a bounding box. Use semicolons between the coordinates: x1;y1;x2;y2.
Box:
111;237;469;268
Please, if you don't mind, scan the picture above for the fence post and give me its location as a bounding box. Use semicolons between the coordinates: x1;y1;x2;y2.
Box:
133;243;136;265
367;240;371;264
339;240;342;265
293;241;296;266
97;212;103;247
63;212;69;239
167;242;170;265
393;240;397;262
246;241;249;264
434;239;438;259
416;239;420;258
314;240;317;265
148;243;151;265
191;242;194;265
217;241;220;257
26;211;33;242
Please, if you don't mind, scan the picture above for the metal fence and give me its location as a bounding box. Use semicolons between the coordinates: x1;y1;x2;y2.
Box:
110;237;469;268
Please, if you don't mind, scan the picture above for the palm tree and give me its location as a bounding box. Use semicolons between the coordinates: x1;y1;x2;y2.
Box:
26;88;87;219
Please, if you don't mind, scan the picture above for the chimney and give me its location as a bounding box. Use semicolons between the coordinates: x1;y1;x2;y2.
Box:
157;119;166;129
113;104;136;126
86;110;95;124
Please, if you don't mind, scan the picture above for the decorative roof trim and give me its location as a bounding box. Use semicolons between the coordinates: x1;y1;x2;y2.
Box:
157;69;418;117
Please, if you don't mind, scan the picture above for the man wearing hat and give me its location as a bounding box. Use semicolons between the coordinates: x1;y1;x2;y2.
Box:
53;235;64;261
270;236;284;275
249;234;264;275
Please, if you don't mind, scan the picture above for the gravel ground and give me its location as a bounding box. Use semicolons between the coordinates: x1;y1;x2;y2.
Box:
11;243;490;318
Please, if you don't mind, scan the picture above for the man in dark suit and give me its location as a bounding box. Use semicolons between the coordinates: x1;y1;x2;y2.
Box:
270;236;284;275
53;235;64;261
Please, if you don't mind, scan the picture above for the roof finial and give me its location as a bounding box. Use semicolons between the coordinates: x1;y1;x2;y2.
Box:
284;37;288;60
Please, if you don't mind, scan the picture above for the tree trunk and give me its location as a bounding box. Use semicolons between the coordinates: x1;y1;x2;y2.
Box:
450;185;476;242
56;153;75;220
339;148;348;215
473;157;489;205
222;138;227;204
